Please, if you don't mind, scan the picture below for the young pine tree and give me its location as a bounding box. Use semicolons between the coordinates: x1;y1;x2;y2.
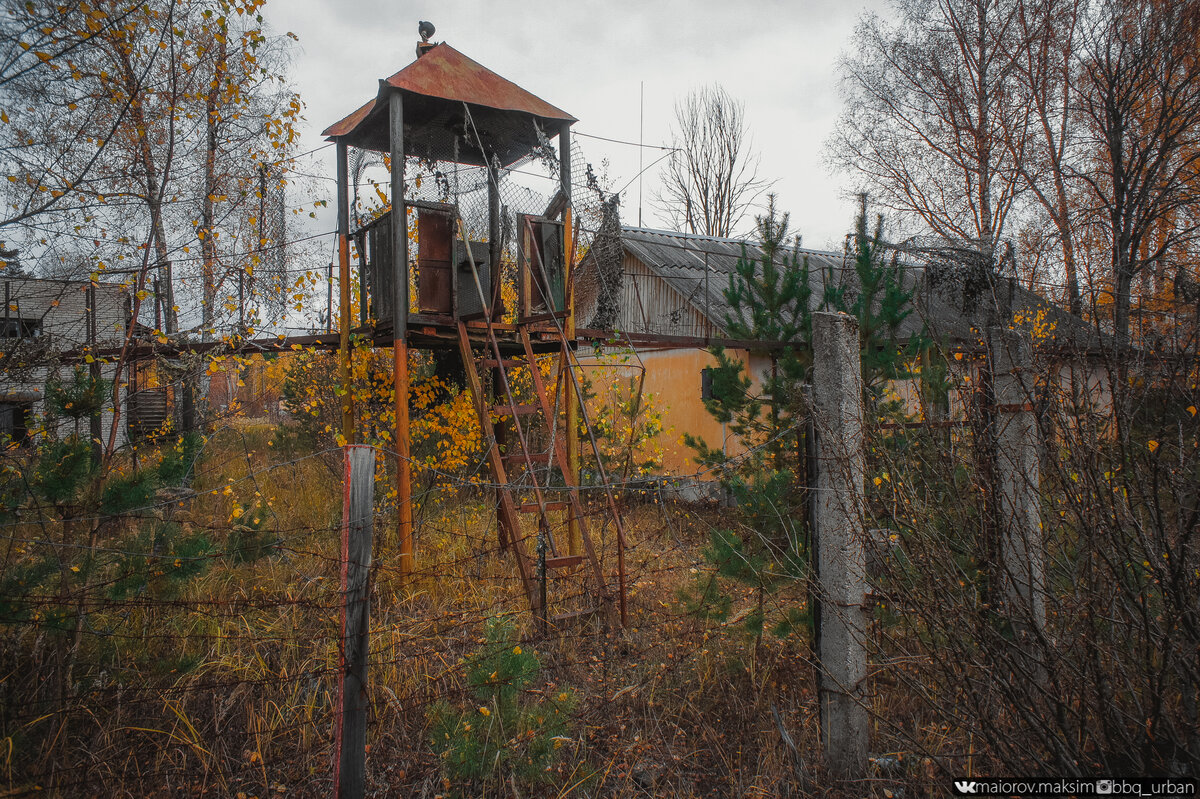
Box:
682;196;814;642
682;194;925;641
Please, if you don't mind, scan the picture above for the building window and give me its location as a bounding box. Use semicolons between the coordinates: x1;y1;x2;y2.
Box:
0;317;41;339
0;402;32;443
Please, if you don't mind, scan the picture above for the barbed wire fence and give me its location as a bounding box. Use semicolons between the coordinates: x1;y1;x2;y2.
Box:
0;411;818;796
3;122;1200;795
2;302;1194;796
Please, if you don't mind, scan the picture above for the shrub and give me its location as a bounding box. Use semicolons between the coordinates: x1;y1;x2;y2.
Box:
428;618;576;792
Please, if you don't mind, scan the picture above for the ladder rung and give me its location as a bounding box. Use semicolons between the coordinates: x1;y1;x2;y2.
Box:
482;357;526;369
545;555;583;570
518;502;569;513
521;310;569;324
490;404;539;417
502;452;550;464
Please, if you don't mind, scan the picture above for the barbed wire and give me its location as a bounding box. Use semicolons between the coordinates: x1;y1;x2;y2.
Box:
3;173;1198;799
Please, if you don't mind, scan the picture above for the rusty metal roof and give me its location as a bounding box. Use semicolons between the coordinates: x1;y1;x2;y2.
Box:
322;43;575;165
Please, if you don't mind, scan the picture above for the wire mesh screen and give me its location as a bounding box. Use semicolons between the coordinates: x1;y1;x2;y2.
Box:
164;165;292;334
349;107;618;330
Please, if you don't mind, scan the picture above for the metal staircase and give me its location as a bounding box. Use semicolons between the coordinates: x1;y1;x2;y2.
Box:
454;217;626;631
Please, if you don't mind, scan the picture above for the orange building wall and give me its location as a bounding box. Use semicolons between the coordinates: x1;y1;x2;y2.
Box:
580;347;770;478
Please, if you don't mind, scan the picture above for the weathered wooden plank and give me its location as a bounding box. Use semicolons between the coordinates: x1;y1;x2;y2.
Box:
518;502;568;513
489;403;539;417
336;445;375;799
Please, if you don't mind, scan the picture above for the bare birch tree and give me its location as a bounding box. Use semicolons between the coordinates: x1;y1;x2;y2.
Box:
830;0;1028;249
656;85;770;238
1005;0;1086;315
1074;0;1200;351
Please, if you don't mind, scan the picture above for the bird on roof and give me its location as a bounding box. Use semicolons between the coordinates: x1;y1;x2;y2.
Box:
418;21;435;42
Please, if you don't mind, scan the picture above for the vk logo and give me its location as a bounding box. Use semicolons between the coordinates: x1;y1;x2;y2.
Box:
954;782;978;794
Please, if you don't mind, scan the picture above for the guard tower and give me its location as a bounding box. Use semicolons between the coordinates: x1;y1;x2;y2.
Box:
322;31;626;627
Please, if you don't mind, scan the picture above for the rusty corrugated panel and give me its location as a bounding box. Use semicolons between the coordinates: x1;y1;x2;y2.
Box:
324;98;377;140
322;43;574;139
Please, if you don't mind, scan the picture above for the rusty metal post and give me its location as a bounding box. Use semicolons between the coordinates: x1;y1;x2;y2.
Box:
560;121;580;557
336;141;354;445
487;160;513;552
390;89;414;578
493;371;512;553
488;160;502;313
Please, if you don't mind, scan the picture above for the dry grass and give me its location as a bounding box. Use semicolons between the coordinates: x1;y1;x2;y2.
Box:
2;427;955;798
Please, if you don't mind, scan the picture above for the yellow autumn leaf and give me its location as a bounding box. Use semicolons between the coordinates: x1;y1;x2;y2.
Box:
1147;440;1159;453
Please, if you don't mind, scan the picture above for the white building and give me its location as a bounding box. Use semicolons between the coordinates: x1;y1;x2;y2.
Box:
0;276;130;447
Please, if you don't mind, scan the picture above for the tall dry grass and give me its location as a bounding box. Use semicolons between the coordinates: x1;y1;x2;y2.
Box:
2;421;997;798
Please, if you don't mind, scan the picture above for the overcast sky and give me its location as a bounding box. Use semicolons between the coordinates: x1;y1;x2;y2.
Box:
262;0;890;252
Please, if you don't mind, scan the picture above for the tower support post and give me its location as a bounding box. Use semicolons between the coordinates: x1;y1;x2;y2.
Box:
390;89;413;578
560;122;580;557
336;140;354;444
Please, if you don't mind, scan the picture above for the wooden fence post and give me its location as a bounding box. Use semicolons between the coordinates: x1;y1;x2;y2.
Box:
811;311;869;779
86;283;102;462
335;445;375;799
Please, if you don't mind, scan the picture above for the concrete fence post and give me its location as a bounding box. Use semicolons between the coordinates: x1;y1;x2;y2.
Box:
811;311;869;779
988;327;1046;636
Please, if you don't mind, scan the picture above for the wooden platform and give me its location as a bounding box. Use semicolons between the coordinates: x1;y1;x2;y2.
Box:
379;315;574;355
80;322;837;364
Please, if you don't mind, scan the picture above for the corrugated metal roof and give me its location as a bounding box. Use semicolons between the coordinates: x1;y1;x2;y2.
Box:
322;43;574;164
620;226;861;335
618;226;1101;348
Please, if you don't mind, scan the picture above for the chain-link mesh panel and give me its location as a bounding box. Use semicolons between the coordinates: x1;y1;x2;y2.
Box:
348;105;618;329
